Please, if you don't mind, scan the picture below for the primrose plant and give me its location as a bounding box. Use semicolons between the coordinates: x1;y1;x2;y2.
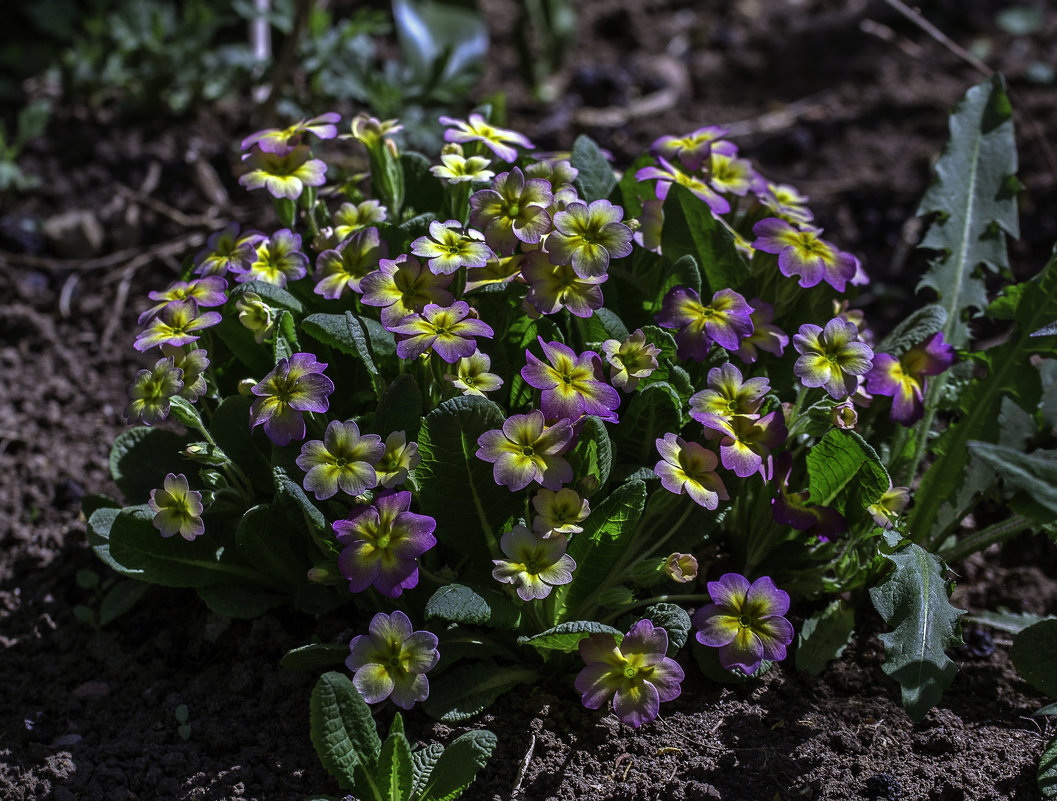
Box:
90;74;1057;776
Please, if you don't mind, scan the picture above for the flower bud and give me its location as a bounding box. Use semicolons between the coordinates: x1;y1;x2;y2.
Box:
664;553;699;583
237;378;257;397
831;401;858;430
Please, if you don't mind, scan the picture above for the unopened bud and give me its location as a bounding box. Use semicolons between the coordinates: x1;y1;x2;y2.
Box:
831;402;857;430
237;378;257;397
664;553;699;584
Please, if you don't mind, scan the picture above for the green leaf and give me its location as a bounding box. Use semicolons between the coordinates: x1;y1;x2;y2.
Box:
210;395;272;493
98;579;149;627
302;312;395;394
373;373;423;441
280;643;350;672
869;544;965;722
642;603;692;656
416;396;522;555
876;304;947;356
1011;619;1057;699
662;183;748;294
1039;731;1057;798
411;743;445;800
86;506;128;574
227;279;304;314
196;583;284;618
968;442;1057;518
571;134;617;202
401;151;445;216
915;74;1019;348
392;0;488;91
415;729;497;801
109;427;190;503
236;504;308;589
378;714;414;801
806;430;890;516
796;599;856;675
310;672;382;790
614;382;682;467
517;620;624;654
424;583;521;629
421;662;537;722
274;466;327;534
566;415;613;496
965;607;1057;635
580;306;630;344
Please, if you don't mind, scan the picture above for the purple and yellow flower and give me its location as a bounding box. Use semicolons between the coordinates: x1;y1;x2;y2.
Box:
664;553;699;584
522;252;607;319
655;287;754;362
476;411;575;492
654;433;729;509
313;226;387;299
148;472;205;541
376;431;421;488
439;113;534;163
239;144;327;200
689;362;769;425
133;299;222;352
757;181;813;225
522;338;621;423
249;353;334;446
469;167;553;255
733;299;788;364
636;156;730;217
868;483;911;529
391;301;495;363
296;420;385;500
576;618;684;728
693;573;794;675
236;228;308;287
163;344;209;402
792;318;875;400
531;487;590;537
751;218;858;292
545;199;633;279
866;332;954;424
525;158;579;208
443;350;504;397
241;112;340;153
346;610;439;709
360;254;455;329
332;200;388;240
410;220;493;275
124;356;184;424
600;329;661;393
770;453;845;542
333;490;437;598
138;276;228;325
707;151;755;197
492;525;576;601
430;148;495;184
235;291;277;343
348;114;403;147
699;411;788;480
193;224;264;276
651;125;729;171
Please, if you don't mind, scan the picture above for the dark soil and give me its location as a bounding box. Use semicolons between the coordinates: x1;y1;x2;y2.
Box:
3;1;1057;799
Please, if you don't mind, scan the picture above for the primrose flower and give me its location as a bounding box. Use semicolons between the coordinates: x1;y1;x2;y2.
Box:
866;332;954;425
241;112;340;153
770;453;845;542
194;224;264;276
655;287;754;361
693;573;794;675
162;344;209;402
133;299;222;352
792;318;875;400
346;611;439;709
654;433;728;510
313;226;386;299
576;619;684;728
707;151;755;197
601;329;661;393
651;125;729;171
332;200;387;240
546;199;633;279
148;473;205;541
333;490;437;598
636;156;730;217
733;299;788;364
699;411;788;481
239;144;327;200
138;276;227;325
522;252;606;319
410;220;493;275
689;362;769;425
236;229;308;287
375;431;421;488
391;301;495;363
236;291;277;344
348;114;403;147
469;167;553;255
868;483;911;529
444;350;504;397
492;525;576;601
296;420;385;500
430;150;495;184
532;487;590;536
522;338;621;423
525;158;579;208
476;410;574;492
439;113;534;163
249;353;334;447
360;254;455;329
664;553;699;584
124;356;184;425
751;218;858;292
758;181;814;225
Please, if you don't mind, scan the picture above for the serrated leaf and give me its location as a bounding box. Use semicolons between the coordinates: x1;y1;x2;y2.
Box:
108;427;190;503
378;717;413;801
642;603;691;656
566;415;613;496
876;304;947;356
662;183;748;294
796;599;855;675
310;672;382;790
416;729;497;801
421;662;536;722
280;642;350;671
1012;619;1057;699
517;620;624;654
416;395;522;555
806;430;890;515
869;544;965;722
424;583;520;629
965;607;1056;635
968;442;1057;517
916;74;1019;348
1040;731;1057;798
571;134;617;202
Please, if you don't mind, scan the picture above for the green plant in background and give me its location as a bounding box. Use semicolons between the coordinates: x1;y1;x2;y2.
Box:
71;563;148;631
514;0;578;101
0;100;50;192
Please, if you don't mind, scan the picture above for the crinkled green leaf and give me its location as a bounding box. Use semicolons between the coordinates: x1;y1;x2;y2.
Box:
662;183;748;294
571;134;617;202
1039;731;1057;798
642;603;692;656
109;427;190;504
916;73;1019;348
302;312;395;395
806;430;890;516
869;544;965;722
416;729;497;801
227;279;303;313
421;662;536;722
796;599;855;676
411;743;445;800
566;415;612;496
424;583;521;629
310;671;382;790
517;620;624;654
1012;619;1057;699
876;304;947;356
